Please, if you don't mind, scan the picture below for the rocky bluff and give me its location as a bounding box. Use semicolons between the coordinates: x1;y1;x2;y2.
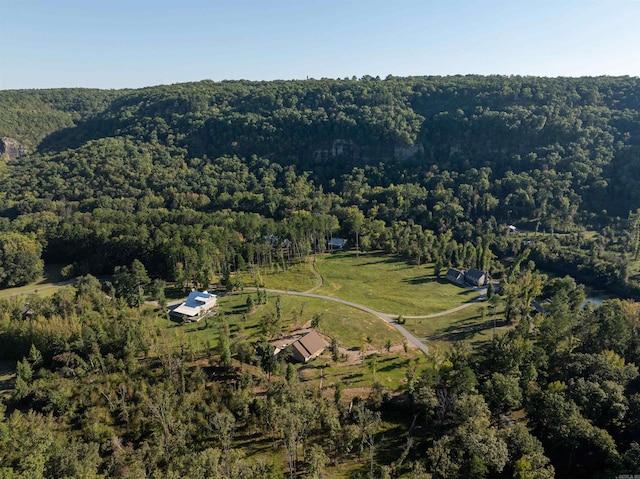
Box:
0;137;28;159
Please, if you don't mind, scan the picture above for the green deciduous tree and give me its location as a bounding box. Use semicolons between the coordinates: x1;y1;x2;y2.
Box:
113;259;150;307
0;232;43;288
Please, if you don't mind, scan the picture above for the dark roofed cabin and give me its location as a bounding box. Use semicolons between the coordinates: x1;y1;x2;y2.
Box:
465;268;487;287
445;268;465;285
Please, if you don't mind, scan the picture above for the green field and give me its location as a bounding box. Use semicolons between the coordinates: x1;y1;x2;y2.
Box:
159;252;497;356
252;260;318;292
404;302;508;347
156;291;404;353
0;264;66;299
314;251;478;315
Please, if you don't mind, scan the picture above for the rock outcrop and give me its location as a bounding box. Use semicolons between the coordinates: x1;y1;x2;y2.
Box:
0;137;28;159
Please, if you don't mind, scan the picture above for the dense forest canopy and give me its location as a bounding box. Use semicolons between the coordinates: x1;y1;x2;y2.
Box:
3;76;640;217
1;75;640;290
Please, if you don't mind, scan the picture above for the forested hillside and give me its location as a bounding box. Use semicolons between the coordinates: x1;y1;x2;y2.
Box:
3;76;640;478
4;76;640;216
2;76;640;289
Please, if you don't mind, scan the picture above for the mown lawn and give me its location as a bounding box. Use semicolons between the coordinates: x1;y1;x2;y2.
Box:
404;301;509;347
157;252;501;355
314;251;478;315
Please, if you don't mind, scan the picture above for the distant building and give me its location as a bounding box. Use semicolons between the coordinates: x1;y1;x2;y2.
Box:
445;267;488;287
171;291;217;322
465;268;487;287
291;331;328;363
20;304;34;319
264;235;279;245
264;235;292;248
445;268;465;285
508;225;517;233
328;237;347;249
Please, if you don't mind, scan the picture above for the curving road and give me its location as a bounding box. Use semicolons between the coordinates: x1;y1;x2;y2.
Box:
254;257;486;354
259;287;432;354
252;258;488;355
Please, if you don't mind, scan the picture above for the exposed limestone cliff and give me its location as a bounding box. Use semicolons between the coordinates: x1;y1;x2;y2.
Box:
0;137;28;159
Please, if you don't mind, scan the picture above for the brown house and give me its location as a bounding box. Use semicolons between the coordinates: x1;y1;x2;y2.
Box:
291;331;328;363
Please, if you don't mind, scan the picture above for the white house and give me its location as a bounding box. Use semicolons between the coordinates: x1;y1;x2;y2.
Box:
171;291;217;321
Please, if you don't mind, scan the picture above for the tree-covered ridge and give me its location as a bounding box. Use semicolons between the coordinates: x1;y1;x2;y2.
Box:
3;76;640;293
0;88;121;150
2;75;640;218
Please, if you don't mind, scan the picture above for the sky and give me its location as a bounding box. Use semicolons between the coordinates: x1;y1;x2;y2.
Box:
1;0;640;90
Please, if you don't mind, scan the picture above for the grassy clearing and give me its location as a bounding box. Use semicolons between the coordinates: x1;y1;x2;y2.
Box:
255;261;318;292
314;251;478;315
155;251;496;358
405;301;510;348
155;291;404;353
297;349;424;392
0;264;66;299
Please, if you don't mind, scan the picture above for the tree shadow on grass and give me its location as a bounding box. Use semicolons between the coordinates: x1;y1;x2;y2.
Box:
402;275;439;285
378;363;403;373
227;303;247;312
0;361;16;399
332;250;408;266
428;319;509;341
377;357;396;364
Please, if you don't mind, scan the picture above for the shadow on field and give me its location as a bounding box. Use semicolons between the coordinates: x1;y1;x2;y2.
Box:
402;275;439;285
0;361;16;400
378;363;402;373
427;319;509;341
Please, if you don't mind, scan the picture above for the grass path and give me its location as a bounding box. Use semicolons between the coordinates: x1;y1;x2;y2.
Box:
305;256;324;293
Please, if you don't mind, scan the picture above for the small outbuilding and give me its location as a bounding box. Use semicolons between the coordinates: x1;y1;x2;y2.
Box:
171;291;217;322
291;331;328;363
445;268;465;285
